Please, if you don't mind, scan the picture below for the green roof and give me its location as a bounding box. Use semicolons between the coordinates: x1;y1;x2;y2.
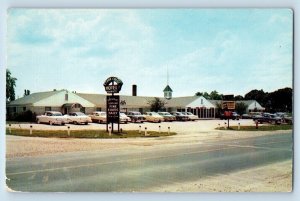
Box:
163;85;173;92
7;90;62;106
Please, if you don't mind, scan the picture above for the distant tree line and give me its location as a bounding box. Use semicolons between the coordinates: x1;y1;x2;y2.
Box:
195;87;292;113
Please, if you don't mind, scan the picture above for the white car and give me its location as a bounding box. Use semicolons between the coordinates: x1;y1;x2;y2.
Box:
89;111;107;124
65;112;92;125
120;113;131;123
144;112;165;123
36;111;67;125
182;112;199;121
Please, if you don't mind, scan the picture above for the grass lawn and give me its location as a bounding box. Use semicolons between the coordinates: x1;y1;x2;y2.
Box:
216;124;293;131
6;128;176;138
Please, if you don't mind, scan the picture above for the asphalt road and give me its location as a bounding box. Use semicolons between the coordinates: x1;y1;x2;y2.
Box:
6;132;292;192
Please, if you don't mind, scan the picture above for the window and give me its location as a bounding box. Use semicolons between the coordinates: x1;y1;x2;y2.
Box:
80;107;85;113
45;107;51;111
201;99;203;104
96;107;101;111
65;94;68;101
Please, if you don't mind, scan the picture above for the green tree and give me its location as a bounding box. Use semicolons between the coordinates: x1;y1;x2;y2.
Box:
195;92;203;96
195;91;210;99
148;97;166;112
234;95;244;100
210;90;222;100
268;87;292;112
6;69;17;102
235;102;248;115
244;89;266;104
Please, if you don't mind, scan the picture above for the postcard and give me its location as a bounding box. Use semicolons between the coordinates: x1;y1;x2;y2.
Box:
6;9;293;192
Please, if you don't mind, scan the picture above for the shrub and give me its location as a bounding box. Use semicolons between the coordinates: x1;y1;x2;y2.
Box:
14;110;37;122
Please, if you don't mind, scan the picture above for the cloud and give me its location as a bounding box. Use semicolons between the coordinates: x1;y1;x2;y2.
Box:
7;9;293;98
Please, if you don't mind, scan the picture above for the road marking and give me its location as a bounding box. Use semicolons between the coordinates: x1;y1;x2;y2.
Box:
6;146;240;176
7;140;291;176
207;140;291;150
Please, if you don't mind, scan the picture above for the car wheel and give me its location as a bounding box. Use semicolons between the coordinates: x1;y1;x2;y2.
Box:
98;120;102;124
49;121;53;125
85;122;88;125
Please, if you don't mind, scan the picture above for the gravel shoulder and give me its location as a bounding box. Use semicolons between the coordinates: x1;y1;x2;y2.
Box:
146;160;292;192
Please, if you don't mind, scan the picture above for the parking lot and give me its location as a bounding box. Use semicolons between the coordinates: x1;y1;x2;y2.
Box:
7;119;256;133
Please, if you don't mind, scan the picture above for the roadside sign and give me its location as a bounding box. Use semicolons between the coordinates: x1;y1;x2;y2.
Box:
103;77;123;94
104;76;123;133
107;95;120;123
222;101;235;110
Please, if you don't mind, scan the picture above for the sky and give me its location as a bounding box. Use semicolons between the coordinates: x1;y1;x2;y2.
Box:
7;9;293;98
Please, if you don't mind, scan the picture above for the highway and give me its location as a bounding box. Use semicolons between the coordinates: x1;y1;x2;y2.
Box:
6;132;292;192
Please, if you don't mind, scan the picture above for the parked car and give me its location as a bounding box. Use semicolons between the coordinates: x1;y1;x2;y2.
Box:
158;112;176;122
36;111;67;125
144;112;165;123
89;111;107;124
241;114;252;119
253;113;282;124
220;111;240;120
119;113;131;124
65;112;92;125
127;111;146;123
170;112;189;121
182;112;199;121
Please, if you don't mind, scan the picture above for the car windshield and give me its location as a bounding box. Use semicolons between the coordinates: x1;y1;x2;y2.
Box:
186;112;193;115
52;113;62;116
75;112;86;116
159;112;171;115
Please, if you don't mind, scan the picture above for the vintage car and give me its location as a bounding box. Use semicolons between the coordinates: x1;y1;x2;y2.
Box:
127;111;146;123
253;113;282;124
220;111;240;120
144;112;165;123
170;112;189;121
89;111;107;124
182;112;199;121
36;111;67;125
158;112;176;122
119;113;131;124
65;112;92;125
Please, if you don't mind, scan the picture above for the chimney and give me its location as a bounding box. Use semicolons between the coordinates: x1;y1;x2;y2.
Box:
132;85;137;96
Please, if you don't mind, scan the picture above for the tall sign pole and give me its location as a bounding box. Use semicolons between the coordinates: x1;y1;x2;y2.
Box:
103;77;123;133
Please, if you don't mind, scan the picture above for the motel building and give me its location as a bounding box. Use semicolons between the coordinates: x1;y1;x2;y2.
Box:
6;84;265;119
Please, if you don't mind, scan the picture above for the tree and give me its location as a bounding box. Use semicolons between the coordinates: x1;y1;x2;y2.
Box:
6;69;17;102
268;87;292;113
210;90;222;100
148;97;166;112
234;95;244;101
195;92;203;96
195;91;210;99
244;89;266;104
235;102;248;115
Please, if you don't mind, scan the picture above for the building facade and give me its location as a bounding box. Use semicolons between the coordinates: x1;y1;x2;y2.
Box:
6;89;264;119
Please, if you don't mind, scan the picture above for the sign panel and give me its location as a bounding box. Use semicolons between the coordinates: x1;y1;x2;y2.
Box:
222;101;236;110
103;77;123;94
106;95;120;123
